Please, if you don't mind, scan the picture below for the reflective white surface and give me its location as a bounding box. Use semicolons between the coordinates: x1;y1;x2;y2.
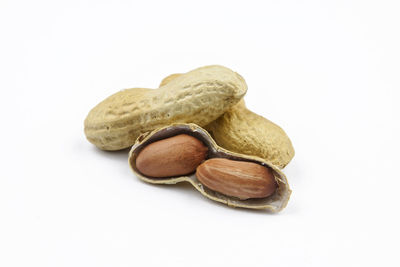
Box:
0;1;399;266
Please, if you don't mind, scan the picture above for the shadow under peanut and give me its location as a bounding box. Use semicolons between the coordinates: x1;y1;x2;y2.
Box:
87;145;293;215
135;176;283;215
92;147;131;162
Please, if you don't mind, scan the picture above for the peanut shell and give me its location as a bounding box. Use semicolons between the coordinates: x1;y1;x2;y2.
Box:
160;74;295;168
84;65;247;150
128;123;291;212
206;100;295;168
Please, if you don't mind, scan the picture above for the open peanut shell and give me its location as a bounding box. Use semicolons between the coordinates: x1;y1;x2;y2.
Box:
128;123;291;212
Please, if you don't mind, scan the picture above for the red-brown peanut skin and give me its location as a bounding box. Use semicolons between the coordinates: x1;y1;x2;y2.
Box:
196;158;277;200
136;134;208;178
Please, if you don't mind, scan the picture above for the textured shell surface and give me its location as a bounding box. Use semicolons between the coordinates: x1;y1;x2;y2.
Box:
84;65;247;150
128;123;291;212
160;73;295;168
205;100;295;168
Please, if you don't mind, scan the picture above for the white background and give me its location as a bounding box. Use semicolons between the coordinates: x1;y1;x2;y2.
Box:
1;1;399;266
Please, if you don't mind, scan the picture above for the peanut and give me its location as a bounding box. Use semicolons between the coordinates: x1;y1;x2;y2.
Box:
129;123;291;211
84;65;247;151
136;134;208;177
160;74;295;168
196;158;277;200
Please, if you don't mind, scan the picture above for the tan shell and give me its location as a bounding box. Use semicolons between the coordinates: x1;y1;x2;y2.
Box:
205;100;295;168
84;65;247;150
160;74;295;168
128;123;291;212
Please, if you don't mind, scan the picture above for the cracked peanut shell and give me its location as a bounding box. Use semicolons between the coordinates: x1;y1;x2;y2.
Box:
128;123;291;212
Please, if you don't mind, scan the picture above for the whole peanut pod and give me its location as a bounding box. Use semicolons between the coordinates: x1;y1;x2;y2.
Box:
84;65;247;150
160;74;295;168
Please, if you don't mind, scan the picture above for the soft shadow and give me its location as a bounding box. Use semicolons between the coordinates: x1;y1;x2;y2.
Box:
83;142;296;215
92;146;131;162
136;178;284;216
